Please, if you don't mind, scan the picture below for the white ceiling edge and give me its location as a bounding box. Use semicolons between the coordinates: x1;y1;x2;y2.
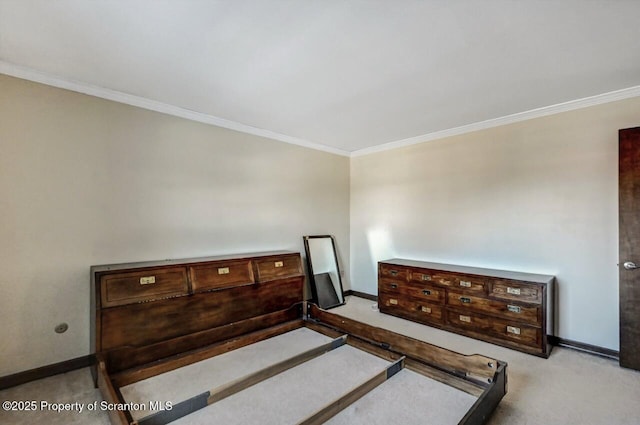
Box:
351;85;640;157
2;60;639;159
0;60;351;157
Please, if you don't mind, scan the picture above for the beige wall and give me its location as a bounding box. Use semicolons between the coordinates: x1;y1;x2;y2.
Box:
0;75;350;376
351;96;640;350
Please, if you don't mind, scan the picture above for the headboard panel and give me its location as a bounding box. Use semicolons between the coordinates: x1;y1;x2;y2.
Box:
91;251;304;375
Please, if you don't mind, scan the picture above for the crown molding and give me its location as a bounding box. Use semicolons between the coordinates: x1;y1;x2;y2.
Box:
351;85;640;157
0;61;351;157
2;60;639;159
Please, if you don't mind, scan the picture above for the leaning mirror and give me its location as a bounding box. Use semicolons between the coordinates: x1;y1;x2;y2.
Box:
303;235;345;309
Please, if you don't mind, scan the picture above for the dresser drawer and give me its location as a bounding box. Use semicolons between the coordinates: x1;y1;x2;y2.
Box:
447;291;541;325
379;264;409;280
379;278;405;293
100;267;189;307
255;255;302;281
490;279;542;304
404;281;445;304
411;269;486;293
409;269;455;286
450;275;487;293
189;260;254;292
380;278;445;304
446;310;540;347
408;268;441;283
379;292;443;323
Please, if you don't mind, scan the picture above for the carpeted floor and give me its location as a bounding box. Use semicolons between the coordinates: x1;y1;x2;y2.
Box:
334;296;640;425
171;344;393;425
1;295;639;424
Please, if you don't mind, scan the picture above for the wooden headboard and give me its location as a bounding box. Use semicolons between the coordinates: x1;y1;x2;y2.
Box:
90;251;304;378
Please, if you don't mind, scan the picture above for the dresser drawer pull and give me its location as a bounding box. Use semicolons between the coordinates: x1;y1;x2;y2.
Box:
217;267;230;275
507;326;521;335
459;296;471;304
422;289;432;296
389;299;398;305
274;261;284;268
139;276;156;285
459;315;471;323
507;286;521;295
390;283;398;289
389;270;398;276
507;305;521;313
421;274;431;281
459;280;472;288
420;306;432;314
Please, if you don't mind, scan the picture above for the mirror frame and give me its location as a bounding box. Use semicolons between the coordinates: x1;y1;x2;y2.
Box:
303;235;346;309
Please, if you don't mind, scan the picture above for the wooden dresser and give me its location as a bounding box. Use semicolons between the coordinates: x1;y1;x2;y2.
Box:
91;251;304;377
378;259;555;357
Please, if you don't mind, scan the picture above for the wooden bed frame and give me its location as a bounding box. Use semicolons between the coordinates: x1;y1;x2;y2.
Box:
91;252;507;425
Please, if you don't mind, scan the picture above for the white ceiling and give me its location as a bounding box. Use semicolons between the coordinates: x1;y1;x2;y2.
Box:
1;1;640;156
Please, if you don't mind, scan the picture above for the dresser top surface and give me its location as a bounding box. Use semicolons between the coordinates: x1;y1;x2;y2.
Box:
380;258;555;284
91;250;299;273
